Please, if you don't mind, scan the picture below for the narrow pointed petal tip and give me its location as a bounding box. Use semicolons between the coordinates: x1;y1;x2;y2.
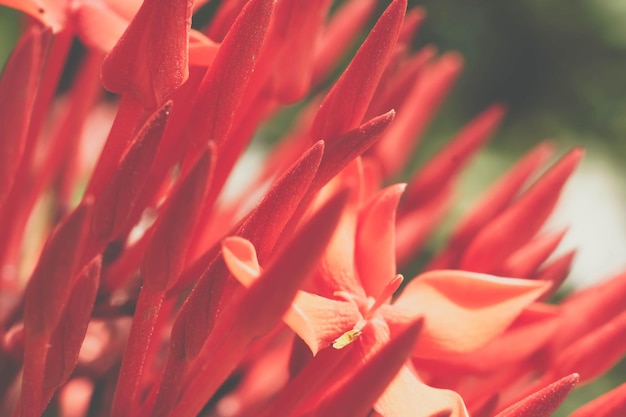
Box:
310;0;407;141
188;0;275;147
460;147;583;274
496;373;579;417
101;0;192;109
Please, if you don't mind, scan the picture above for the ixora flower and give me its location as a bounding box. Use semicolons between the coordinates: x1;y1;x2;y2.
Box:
0;0;624;416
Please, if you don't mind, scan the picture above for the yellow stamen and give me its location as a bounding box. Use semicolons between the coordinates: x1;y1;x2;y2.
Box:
331;328;362;349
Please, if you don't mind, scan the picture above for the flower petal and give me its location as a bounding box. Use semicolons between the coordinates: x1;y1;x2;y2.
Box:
393;270;551;357
356;183;405;298
374;367;468;417
570;381;626;417
460;148;583;274
223;237;361;356
495;374;579;417
427;142;554;271
311;0;406;141
286;292;360;355
101;0;192;109
313;321;423;417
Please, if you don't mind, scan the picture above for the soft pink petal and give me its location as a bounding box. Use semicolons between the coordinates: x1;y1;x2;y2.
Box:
286;292;361;355
223;237;361;355
356;183;405;298
221;236;262;287
374;366;468;417
392;270;551;357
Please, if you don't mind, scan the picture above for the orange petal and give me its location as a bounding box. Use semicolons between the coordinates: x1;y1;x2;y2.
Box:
286;292;360;355
356;183;405;298
222;236;263;287
223;237;361;355
374;366;468;417
393;270;551;357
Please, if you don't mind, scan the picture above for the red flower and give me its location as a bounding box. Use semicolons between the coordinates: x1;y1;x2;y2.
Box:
0;0;624;416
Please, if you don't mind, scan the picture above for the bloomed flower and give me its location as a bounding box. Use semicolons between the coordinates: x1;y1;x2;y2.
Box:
0;0;624;416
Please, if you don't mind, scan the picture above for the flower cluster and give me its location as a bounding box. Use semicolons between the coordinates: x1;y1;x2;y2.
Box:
0;0;625;416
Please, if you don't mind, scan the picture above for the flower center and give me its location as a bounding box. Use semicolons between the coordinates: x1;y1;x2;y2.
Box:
331;275;404;349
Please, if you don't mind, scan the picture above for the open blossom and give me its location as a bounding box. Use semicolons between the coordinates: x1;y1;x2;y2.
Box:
0;0;624;417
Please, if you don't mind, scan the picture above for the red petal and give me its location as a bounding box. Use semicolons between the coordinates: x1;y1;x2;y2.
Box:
42;256;101;398
393;270;550;357
403;104;505;210
498;228;568;278
222;236;361;355
372;52;462;177
551;269;626;351
460;148;583;274
24;201;92;335
186;0;274;150
312;0;377;85
21;201;92;417
374;367;467;417
101;0;192;109
548;309;626;384
142;147;214;292
310;0;407;141
313;322;423;417
570;381;626;417
495;374;579;417
172;188;349;417
268;0;333;102
0;25;50;204
90;102;171;241
311;110;395;193
427;142;554;270
356;183;405;297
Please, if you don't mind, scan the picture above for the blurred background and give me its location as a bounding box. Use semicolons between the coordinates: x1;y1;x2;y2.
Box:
1;0;625;415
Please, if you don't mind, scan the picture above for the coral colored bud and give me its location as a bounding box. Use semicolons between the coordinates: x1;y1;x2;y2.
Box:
311;0;407;141
142;147;214;292
496;373;579;417
101;0;192;109
0;26;50;203
91;102;171;240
